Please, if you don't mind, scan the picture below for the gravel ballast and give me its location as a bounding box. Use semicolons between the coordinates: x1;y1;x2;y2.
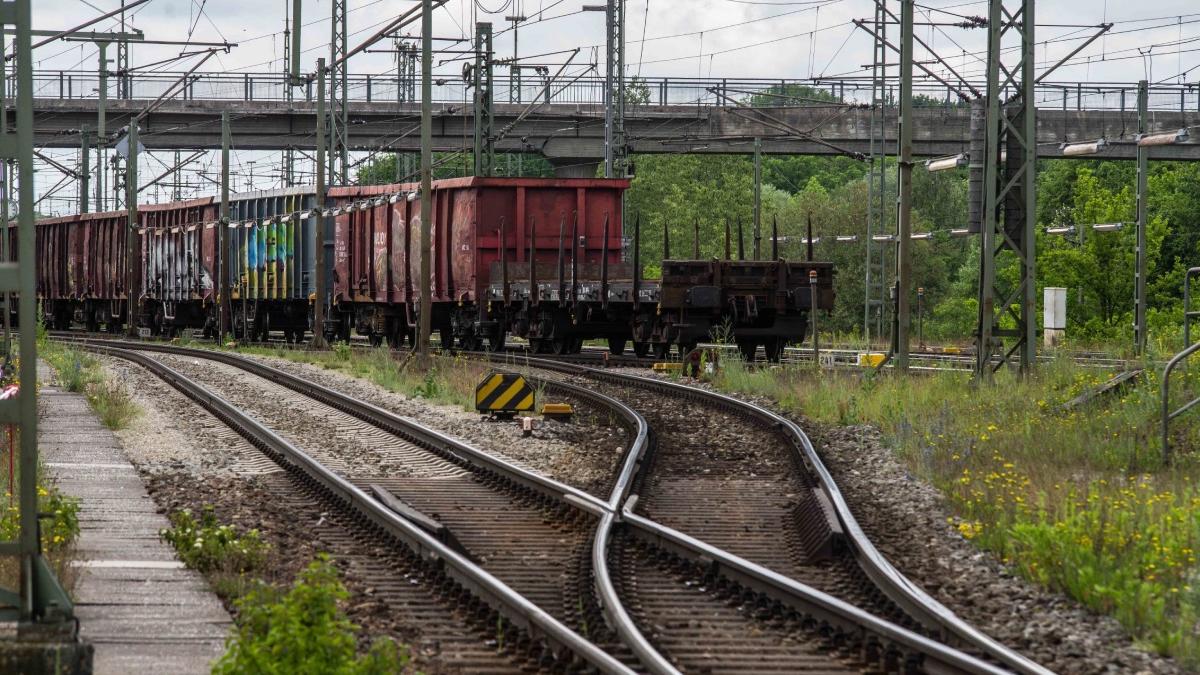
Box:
230;351;629;496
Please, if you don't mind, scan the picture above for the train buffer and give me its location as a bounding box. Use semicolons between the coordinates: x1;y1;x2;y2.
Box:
475;371;536;419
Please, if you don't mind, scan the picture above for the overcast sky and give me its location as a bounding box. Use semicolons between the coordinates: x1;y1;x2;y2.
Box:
24;1;1200;213
29;0;1200;85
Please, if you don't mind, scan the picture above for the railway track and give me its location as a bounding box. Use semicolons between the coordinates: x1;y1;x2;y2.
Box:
48;329;1140;375
57;335;1030;673
64;339;633;673
476;351;1053;675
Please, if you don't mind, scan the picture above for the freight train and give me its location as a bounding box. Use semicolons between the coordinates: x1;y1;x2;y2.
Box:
30;177;834;361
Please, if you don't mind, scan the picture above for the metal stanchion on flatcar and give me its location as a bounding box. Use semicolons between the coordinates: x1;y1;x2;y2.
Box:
810;270;819;367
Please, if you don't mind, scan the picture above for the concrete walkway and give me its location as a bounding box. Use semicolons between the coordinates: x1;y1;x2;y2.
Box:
39;372;231;674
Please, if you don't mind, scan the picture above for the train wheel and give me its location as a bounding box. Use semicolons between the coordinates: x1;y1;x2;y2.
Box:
607;337;626;356
633;341;650;358
486;329;506;353
551;336;570;354
571;337;585;354
460;334;482;352
386;328;405;349
763;337;785;363
736;337;758;362
652;343;669;360
368;332;383;348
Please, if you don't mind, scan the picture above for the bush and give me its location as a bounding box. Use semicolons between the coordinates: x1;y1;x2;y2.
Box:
0;485;80;552
87;380;139;430
53;349;95;393
213;555;408;675
160;506;267;575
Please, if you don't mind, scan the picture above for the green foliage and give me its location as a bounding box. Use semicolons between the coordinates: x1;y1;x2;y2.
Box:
88;379;140;430
160;506;267;576
707;361;1200;664
367;140;1200;347
44;345;140;428
0;485;80;551
213;555;409;675
356;151;555;185
48;348;96;393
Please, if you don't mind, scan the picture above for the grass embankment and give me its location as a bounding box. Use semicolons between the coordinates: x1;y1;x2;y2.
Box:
708;357;1200;664
42;342;140;430
160;509;408;672
234;342;493;412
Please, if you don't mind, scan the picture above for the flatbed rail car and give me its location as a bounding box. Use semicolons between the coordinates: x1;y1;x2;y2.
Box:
653;259;836;361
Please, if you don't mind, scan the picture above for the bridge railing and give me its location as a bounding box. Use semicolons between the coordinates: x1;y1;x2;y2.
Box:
27;69;1200;114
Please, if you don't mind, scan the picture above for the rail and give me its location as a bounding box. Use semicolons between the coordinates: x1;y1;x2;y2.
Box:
58;336;676;674
27;68;1200;112
1161;341;1200;464
498;353;1053;675
64;335;1016;673
74;341;634;674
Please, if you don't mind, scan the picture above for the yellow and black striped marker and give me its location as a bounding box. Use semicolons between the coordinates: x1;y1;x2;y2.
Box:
475;371;535;417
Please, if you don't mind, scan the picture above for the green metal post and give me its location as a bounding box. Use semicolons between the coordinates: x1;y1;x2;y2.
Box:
15;0;39;620
975;0;1037;378
125;121;138;338
752;137;761;260
1135;80;1148;355
896;0;914;372
472;22;494;177
314;58;328;348
418;0;433;355
219;111;230;340
290;0;302;82
80;125;90;213
97;41;108;211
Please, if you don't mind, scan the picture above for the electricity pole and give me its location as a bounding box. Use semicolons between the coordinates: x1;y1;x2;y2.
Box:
601;0;626;179
418;2;433;356
219;111;230;340
79;124;90;213
314;58;329;348
753;137;761;260
473;22;494;177
97;41;108;211
896;0;914;372
975;0;1037;378
125;121;138;338
1135;79;1148;355
330;0;348;183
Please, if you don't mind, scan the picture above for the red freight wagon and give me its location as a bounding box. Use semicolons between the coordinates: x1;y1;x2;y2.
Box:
327;176;630;350
36;211;131;331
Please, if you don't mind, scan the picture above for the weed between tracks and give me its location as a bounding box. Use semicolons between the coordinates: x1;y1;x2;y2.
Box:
42;343;140;430
161;506;410;673
705;356;1200;665
235;344;484;411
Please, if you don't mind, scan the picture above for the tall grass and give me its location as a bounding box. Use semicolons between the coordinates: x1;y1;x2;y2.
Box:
708;356;1200;665
43;344;140;430
237;345;486;411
